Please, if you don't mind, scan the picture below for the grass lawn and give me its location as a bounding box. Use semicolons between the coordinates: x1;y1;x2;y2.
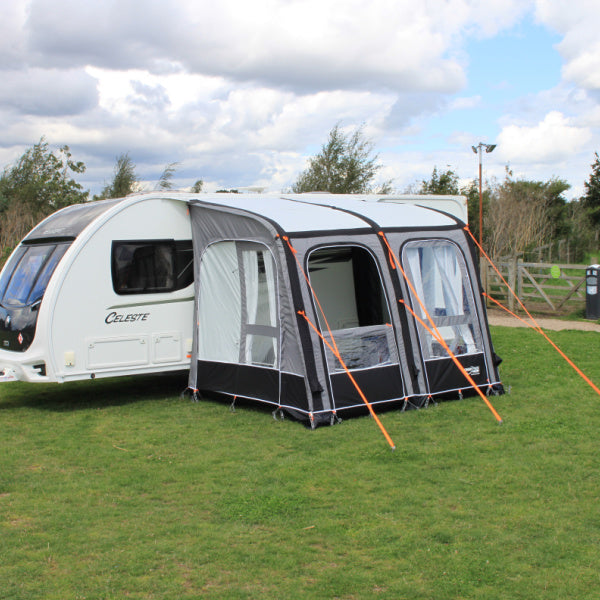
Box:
2;326;600;599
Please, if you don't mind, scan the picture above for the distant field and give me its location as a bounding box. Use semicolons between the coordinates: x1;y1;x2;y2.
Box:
1;325;600;599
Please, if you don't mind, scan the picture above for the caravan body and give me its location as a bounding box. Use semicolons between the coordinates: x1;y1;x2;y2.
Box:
0;194;194;383
186;194;501;424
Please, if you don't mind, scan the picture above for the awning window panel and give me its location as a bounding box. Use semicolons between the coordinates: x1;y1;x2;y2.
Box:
402;240;482;359
197;241;241;363
197;241;279;368
323;324;396;372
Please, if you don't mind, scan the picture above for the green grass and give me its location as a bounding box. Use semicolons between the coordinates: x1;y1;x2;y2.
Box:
2;327;600;599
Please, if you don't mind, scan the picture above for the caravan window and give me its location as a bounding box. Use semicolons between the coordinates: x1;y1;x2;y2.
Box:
197;241;278;367
307;246;397;371
0;242;70;308
401;240;483;359
112;240;193;295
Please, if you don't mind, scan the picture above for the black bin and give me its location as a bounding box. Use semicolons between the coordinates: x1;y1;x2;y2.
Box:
586;265;600;320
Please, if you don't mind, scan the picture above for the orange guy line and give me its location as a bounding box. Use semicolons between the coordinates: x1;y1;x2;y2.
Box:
465;226;600;399
484;292;600;397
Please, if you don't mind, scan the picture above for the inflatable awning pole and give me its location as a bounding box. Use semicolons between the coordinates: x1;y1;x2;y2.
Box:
465;226;600;399
378;232;503;424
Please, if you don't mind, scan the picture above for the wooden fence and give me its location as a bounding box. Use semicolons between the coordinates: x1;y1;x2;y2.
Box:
483;259;588;314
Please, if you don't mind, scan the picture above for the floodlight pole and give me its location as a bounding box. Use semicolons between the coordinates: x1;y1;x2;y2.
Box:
471;142;496;252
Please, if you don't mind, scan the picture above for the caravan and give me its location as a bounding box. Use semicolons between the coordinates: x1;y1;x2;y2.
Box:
0;194;194;383
0;192;502;424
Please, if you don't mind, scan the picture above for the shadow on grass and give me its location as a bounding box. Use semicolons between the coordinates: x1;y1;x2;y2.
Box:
0;371;190;412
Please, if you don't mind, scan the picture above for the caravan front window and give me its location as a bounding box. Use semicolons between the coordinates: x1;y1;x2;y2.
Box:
0;242;70;308
307;246;397;371
401;240;482;359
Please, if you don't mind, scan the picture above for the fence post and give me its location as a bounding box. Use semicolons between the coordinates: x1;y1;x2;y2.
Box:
517;256;523;304
480;259;488;298
507;255;518;312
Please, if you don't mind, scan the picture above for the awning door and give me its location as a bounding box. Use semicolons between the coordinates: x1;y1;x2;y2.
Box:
307;245;404;411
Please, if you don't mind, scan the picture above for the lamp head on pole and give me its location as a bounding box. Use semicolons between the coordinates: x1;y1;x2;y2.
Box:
485;144;496;153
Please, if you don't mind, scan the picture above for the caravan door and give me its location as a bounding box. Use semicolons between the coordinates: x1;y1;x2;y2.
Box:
307;245;405;412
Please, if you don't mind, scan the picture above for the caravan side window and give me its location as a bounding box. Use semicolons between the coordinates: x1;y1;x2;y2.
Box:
112;240;193;295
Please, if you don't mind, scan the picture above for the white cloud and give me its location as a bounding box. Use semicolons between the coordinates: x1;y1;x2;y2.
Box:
0;1;27;68
1;0;597;199
449;96;482;110
535;0;600;90
496;111;592;164
22;0;481;93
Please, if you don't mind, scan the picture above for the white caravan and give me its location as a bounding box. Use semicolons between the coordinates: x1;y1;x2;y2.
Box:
0;192;469;386
0;194;194;383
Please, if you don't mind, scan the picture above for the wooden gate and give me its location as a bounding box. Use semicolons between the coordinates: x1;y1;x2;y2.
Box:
484;259;587;313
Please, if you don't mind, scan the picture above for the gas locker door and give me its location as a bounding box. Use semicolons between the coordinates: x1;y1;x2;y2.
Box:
152;331;182;363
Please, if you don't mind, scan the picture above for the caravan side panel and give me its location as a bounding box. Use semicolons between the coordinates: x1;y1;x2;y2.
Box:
48;198;194;381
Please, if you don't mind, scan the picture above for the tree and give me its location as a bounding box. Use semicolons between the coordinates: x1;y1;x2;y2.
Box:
461;178;491;244
0;138;89;264
155;162;179;190
94;153;139;200
191;179;204;193
485;172;569;260
542;177;570;240
419;167;459;195
292;124;383;194
566;198;597;262
582;152;600;226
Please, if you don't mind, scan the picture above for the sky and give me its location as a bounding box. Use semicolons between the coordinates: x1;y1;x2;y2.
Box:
1;0;600;199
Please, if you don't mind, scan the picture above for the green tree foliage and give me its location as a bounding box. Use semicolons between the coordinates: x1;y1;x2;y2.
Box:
543;177;571;239
565;198;597;262
292;124;382;194
191;179;204;193
156;162;179;190
94;153;139;200
582;152;600;226
461;179;491;243
0;138;88;263
419;166;459;195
